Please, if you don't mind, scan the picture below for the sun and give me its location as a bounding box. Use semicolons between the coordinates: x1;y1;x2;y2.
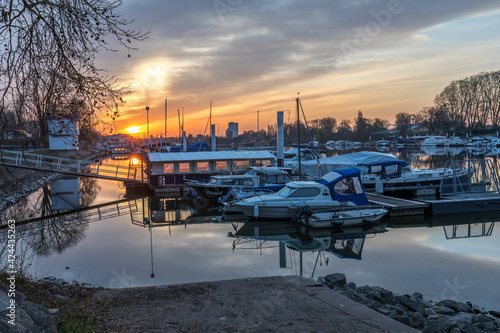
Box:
126;126;140;134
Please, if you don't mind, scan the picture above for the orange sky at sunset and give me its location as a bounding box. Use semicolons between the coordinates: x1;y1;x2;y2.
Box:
95;1;500;138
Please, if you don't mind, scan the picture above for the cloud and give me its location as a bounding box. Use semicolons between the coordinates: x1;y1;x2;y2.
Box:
97;0;500;132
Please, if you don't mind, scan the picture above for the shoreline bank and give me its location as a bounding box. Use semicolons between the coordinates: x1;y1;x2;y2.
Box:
1;274;499;332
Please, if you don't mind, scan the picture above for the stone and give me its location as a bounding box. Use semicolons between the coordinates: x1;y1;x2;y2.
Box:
389;315;412;327
433;306;455;316
475;321;498;331
408;312;425;329
20;301;53;328
475;313;495;323
324;273;346;288
449;328;461;333
423;317;453;333
455;320;478;333
400;297;424;313
450;311;475;325
377;307;392;316
365;300;383;311
488;310;500;318
341;290;364;303
345;282;356;290
436;299;459;312
471;304;487;314
424;307;436;317
383;304;405;315
56;278;66;285
411;292;423;300
456;302;472;313
395;304;409;313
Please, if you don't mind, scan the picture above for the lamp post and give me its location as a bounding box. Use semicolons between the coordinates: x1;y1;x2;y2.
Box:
146;106;150;151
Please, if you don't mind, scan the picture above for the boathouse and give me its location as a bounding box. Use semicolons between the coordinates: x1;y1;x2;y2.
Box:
147;150;276;188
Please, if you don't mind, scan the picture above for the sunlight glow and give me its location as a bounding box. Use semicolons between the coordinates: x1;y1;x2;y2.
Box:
131;158;140;165
126;126;141;134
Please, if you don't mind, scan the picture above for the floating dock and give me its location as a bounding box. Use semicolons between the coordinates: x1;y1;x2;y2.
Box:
423;193;500;215
365;193;428;217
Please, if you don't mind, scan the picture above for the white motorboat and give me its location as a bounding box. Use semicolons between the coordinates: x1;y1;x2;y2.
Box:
186;167;293;202
231;168;371;219
299;151;474;189
300;207;388;229
421;136;447;147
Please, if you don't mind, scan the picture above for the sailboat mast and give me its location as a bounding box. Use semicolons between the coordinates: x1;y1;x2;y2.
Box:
296;97;301;178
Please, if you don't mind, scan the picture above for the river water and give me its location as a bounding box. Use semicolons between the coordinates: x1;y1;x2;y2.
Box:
2;148;500;311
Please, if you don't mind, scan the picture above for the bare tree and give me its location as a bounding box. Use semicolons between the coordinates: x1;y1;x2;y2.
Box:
0;0;148;140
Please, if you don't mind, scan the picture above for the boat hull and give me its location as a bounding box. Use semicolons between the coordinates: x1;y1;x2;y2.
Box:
234;202;351;219
301;208;388;229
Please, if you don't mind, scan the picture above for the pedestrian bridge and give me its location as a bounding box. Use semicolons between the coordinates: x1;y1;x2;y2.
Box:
0;150;146;183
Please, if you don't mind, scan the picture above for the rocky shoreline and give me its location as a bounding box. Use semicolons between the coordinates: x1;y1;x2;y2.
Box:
320;273;500;332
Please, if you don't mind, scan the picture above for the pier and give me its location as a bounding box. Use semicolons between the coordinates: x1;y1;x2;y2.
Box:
365;193;429;217
0;150;145;183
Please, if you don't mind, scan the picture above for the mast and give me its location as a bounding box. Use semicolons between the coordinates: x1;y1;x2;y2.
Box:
164;98;167;145
296;97;301;178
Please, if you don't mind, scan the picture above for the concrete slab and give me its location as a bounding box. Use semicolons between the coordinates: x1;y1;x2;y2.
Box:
88;276;419;333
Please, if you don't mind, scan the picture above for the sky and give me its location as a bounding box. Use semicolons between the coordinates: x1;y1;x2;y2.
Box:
95;0;500;137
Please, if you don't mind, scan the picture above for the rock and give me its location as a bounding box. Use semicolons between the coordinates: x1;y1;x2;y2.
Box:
408;312;425;329
316;276;326;285
364;300;383;311
456;302;472;313
56;278;67;285
424;307;436;317
400;297;424;313
395;304;409;313
377;307;392;316
449;328;461;333
471;304;487;314
488;310;500;318
475;321;498;331
345;282;356;290
433;305;455;316
423;317;453;333
475;313;495;323
20;301;53;327
449;311;475;325
455;320;478;333
340;290;364;304
389;315;412;327
43;276;57;283
411;292;423;300
436;299;459;312
383;304;405;315
324;273;346;288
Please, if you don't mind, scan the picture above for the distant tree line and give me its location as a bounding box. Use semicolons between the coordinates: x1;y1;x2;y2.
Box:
395;70;500;136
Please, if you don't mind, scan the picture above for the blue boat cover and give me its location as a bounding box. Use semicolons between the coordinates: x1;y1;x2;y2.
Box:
317;167;370;206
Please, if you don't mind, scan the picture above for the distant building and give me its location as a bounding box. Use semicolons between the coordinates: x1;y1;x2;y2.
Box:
226;122;238;139
48;115;79;151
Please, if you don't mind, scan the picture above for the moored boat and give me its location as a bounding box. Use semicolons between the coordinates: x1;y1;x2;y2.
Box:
231;167;371;219
299;207;388;229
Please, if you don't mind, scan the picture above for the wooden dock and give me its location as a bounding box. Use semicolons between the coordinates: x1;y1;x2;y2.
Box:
423;192;500;215
365;193;428;217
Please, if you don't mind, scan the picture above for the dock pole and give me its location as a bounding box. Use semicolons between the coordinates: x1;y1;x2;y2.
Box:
277;111;284;167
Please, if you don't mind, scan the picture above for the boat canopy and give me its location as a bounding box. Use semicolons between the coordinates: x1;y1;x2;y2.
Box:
302;151;399;178
166;142;210;152
317;167;370;206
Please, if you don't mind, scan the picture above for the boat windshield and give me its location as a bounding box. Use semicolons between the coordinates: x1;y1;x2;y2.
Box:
277;186;296;197
209;178;218;184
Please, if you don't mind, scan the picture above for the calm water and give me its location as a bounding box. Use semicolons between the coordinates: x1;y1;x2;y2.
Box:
2;148;500;311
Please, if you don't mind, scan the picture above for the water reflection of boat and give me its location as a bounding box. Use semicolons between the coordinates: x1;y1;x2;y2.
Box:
229;221;387;262
300;207;388;229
